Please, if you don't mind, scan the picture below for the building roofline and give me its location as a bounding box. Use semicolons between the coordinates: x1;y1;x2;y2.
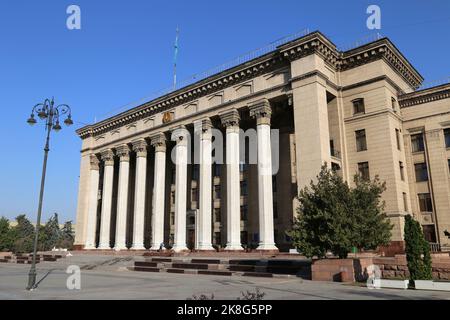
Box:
399;82;450;108
77;30;424;139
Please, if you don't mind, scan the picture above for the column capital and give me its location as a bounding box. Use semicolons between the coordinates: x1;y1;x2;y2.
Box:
195;118;213;140
171;125;189;145
150;132;167;152
100;149;115;166
90;154;100;170
116;144;130;162
219;109;240;129
132;139;148;158
249;98;272;125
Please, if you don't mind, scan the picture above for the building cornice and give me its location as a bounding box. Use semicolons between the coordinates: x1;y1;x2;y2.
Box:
399;83;450;108
77;31;424;139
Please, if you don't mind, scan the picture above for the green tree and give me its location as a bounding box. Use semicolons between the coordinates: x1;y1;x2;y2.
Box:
288;165;392;259
42;213;61;250
351;175;392;251
11;214;35;253
404;215;433;283
57;220;74;249
0;217;14;252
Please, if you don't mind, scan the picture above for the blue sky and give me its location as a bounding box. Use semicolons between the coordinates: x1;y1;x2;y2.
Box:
0;0;449;223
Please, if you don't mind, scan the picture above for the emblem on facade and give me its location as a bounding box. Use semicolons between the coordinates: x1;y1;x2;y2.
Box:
162;112;173;124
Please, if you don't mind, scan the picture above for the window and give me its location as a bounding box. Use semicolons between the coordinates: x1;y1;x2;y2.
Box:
192;165;199;181
395;129;401;150
391;97;397;112
240;180;248;196
418;193;433;212
352;98;365;114
411;133;424;152
240;205;248;221
191;188;198;202
399;161;405;181
358;162;370;180
355;129;367;152
213;163;221;177
402;192;408;212
414;163;428;182
214;232;221;245
422;225;437;243
214;208;221;223
445;128;450;148
214;186;221;199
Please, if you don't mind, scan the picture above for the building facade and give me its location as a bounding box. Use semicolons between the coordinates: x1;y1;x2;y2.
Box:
74;31;450;252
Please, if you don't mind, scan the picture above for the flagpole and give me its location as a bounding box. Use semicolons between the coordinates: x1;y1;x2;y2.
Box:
173;27;179;90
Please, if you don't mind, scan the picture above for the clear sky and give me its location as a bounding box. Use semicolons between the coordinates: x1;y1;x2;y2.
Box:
0;0;449;223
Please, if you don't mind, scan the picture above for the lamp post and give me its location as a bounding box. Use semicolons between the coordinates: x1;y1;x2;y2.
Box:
26;98;73;291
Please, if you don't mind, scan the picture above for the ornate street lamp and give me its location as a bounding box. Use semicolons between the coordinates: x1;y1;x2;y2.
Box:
26;97;73;291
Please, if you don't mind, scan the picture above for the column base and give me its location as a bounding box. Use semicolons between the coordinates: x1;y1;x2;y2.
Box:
149;245;166;251
83;245;97;250
131;245;146;250
97;244;111;250
172;244;189;253
256;243;278;251
196;245;215;251
224;244;243;251
113;245;128;251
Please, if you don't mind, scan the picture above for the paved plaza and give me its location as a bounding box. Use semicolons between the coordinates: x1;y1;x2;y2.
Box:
0;254;449;300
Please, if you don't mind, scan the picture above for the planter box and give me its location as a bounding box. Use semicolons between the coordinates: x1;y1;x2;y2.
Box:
415;280;450;291
378;279;409;289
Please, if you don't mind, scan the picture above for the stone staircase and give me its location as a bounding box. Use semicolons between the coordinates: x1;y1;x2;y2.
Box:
132;257;311;279
0;253;65;264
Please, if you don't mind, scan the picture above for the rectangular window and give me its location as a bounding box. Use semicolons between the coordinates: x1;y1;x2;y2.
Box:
358;162;370;180
213;163;221;177
399;161;405;181
355;129;367;152
240;205;248;221
402;192;408;212
414;163;428;182
445;128;450;148
214;186;221;199
411;133;424;152
353;98;365;114
214;208;221;223
418;193;433;212
191;188;198;202
396;129;401;150
391;97;397;112
192;164;199;181
240;180;248;196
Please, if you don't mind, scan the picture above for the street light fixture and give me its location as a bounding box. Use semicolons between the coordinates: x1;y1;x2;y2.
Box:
26;97;73;291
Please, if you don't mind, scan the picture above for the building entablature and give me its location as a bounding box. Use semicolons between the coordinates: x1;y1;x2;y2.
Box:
76;31;424;141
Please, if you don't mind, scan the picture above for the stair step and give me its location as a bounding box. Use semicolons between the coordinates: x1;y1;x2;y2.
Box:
198;270;232;276
167;268;185;274
135;261;158;267
151;258;172;263
134;266;160;272
171;263;208;270
191;259;221;264
241;272;273;278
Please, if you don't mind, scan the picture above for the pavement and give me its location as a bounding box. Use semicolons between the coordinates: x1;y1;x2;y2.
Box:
0;254;449;300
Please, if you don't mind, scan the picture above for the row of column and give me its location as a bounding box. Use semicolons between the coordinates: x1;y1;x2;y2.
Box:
84;98;277;252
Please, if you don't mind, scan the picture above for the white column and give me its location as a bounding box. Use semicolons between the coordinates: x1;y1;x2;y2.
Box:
250;99;277;251
150;133;167;250
196;119;214;250
171;127;189;252
131;139;147;250
84;154;100;249
220;110;243;250
98;149;115;249
113;145;130;251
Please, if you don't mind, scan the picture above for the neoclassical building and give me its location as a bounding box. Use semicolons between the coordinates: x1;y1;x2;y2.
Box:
74;31;450;252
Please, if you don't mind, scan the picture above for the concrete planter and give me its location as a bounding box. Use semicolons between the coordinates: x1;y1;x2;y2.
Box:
415;280;450;291
377;279;409;289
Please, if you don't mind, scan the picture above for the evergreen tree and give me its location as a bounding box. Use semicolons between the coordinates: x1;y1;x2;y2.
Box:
404;215;433;282
288;165;392;259
42;213;61;250
0;217;14;252
57;220;75;249
351;175;392;251
11;215;35;253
